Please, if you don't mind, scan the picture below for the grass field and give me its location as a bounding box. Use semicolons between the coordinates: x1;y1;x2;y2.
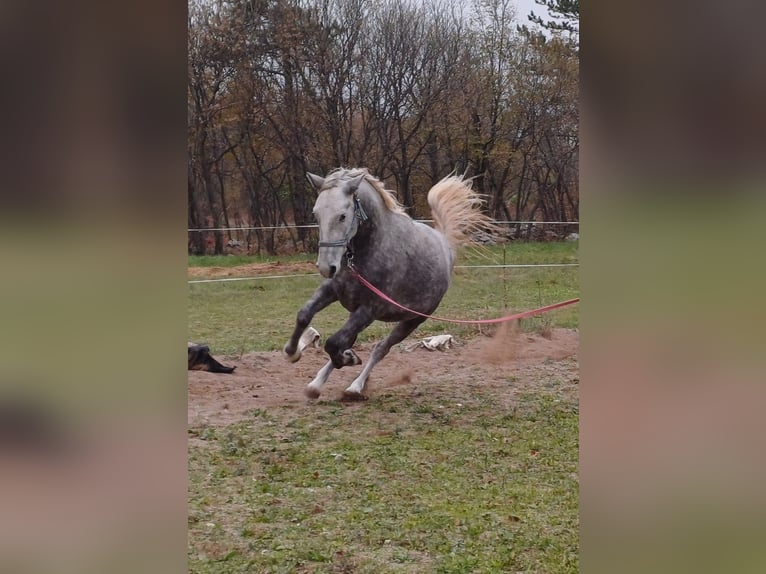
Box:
188;391;578;573
188;241;579;573
188;242;579;354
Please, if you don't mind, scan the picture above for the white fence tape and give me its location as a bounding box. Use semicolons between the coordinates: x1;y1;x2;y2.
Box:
189;273;320;284
189;221;579;232
188;263;578;284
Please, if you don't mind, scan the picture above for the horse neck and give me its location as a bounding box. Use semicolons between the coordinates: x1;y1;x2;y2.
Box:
355;185;395;248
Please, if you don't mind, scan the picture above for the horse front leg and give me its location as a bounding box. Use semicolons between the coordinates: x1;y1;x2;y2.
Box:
305;360;335;399
324;306;375;369
343;316;427;400
304;307;375;400
283;280;337;363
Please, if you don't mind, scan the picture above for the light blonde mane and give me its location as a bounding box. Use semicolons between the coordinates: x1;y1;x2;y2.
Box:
328;168;406;215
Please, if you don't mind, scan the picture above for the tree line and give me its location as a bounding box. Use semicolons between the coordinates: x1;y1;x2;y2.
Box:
188;0;579;254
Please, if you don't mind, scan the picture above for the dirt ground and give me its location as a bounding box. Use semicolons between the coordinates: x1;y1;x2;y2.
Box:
188;326;579;428
188;261;316;279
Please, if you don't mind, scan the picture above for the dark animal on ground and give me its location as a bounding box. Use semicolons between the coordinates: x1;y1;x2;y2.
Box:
188;344;236;373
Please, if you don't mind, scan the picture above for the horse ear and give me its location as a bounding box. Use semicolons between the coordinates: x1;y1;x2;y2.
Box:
346;173;365;194
306;172;325;190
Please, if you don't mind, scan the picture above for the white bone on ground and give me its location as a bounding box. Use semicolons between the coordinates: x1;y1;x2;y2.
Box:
420;334;454;351
297;326;321;353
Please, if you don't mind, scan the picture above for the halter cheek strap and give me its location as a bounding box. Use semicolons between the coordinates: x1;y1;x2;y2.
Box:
317;193;368;249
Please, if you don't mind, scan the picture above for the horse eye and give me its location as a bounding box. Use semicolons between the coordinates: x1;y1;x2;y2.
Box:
339;214;346;222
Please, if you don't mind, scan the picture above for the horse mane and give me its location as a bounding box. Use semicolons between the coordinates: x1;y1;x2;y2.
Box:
328;168;406;215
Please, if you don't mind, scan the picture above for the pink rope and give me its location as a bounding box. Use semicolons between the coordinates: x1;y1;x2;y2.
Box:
350;269;579;325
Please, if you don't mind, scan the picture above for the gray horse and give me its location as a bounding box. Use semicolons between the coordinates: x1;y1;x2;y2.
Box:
283;167;491;400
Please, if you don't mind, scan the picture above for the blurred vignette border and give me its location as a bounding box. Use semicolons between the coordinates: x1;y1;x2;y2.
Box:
0;0;187;572
2;0;766;571
583;1;766;573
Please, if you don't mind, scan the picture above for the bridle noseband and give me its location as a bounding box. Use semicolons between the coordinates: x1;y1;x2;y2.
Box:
317;192;368;251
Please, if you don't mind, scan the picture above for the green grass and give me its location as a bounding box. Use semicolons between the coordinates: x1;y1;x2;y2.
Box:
188;241;579;572
188;391;579;573
188;242;579;354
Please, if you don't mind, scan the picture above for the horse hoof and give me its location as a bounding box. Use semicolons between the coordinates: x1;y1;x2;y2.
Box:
341;349;362;366
340;390;368;402
283;346;301;363
305;386;321;399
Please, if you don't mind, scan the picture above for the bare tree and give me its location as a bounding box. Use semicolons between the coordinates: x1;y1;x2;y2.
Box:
188;0;240;253
186;0;578;253
358;0;460;212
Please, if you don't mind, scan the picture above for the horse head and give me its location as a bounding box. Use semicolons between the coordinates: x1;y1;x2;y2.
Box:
308;171;368;279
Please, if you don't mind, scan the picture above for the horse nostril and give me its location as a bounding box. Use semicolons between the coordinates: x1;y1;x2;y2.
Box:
329;265;337;277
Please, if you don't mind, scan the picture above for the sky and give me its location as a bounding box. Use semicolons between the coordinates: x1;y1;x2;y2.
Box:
513;0;552;28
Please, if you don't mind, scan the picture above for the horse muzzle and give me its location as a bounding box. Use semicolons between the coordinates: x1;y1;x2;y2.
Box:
317;261;339;279
316;250;345;279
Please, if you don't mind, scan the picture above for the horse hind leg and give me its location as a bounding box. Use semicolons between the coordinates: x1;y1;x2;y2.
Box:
343;316;426;400
304;350;361;399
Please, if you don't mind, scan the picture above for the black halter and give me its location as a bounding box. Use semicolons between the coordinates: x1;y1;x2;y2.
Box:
317;193;368;249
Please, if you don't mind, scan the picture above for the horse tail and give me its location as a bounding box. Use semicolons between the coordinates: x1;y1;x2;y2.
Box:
427;175;495;250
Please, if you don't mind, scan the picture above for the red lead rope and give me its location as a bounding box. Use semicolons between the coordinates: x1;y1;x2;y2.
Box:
349;269;580;325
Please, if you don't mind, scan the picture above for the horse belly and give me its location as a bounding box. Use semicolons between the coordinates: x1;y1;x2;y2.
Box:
336;226;453;321
379;271;450;321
